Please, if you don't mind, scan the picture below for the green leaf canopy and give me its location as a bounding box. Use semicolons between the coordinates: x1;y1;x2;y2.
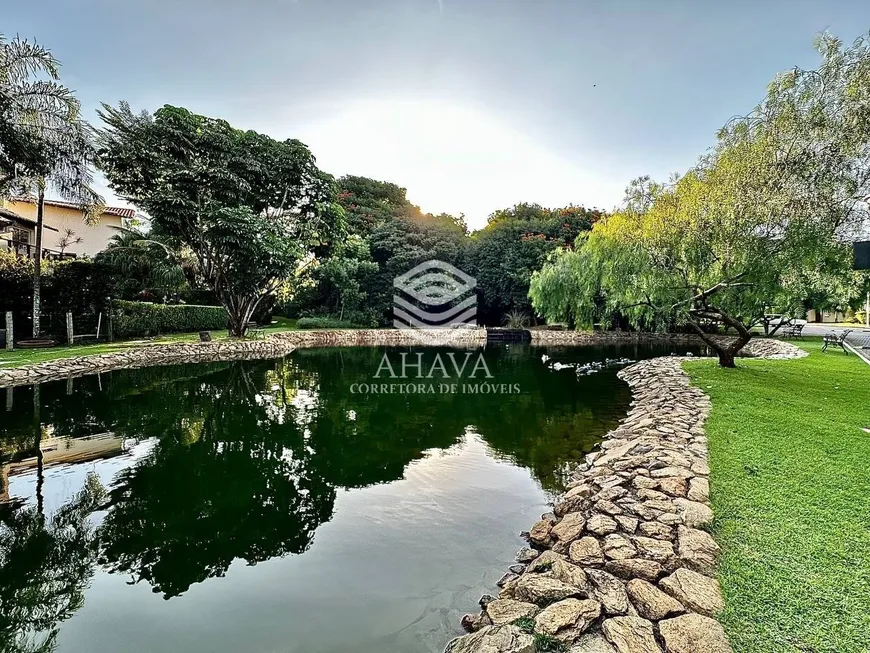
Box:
97;103;345;335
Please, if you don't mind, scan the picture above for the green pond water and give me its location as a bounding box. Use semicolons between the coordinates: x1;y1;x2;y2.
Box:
0;342;706;653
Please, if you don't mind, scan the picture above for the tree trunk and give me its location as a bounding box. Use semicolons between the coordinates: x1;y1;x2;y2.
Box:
687;311;752;368
224;295;260;338
227;313;247;338
699;331;746;368
32;188;45;338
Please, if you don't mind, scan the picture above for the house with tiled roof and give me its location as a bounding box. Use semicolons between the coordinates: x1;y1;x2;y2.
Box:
0;197;136;259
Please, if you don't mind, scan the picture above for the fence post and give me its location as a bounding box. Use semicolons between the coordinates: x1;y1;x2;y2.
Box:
5;312;12;351
66;312;74;345
107;297;114;343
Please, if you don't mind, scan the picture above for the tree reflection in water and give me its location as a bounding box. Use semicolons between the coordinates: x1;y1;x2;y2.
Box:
0;343;676;618
0;473;105;653
97;364;336;598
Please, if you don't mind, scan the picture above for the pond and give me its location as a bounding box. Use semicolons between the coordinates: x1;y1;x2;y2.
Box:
0;342;706;653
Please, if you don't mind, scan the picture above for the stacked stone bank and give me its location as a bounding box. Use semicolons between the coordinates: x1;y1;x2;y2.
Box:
0;328;487;389
446;339;806;653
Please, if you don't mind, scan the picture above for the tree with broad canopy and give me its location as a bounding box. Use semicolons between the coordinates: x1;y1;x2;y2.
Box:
531;32;870;367
97;103;345;336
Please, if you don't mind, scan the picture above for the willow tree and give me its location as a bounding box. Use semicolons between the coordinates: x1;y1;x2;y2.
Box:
98;103;344;336
531;32;870;367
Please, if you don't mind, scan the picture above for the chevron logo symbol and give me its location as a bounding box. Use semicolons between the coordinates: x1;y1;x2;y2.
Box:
393;260;478;330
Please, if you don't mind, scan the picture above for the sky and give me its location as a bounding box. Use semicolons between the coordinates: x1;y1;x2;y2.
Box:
5;0;870;230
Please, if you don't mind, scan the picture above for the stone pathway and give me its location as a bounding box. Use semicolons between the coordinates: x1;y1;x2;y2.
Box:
445;338;806;653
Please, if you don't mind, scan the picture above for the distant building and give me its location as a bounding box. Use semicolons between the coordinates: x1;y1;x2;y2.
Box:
806;308;847;324
0;197;136;259
0;205;65;259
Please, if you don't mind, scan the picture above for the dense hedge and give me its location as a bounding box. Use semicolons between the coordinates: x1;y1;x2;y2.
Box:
0;251;33;315
0;253;119;339
113;300;227;338
296;316;359;329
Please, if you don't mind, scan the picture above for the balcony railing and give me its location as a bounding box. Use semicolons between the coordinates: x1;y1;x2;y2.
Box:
1;238;76;261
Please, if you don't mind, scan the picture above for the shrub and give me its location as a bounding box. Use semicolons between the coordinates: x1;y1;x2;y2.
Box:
296;316;361;330
46;259;116;314
184;288;220;306
1;254;118;315
113;300;227;338
0;251;34;314
1;253;121;338
503;310;532;329
511;616;535;634
533;633;566;653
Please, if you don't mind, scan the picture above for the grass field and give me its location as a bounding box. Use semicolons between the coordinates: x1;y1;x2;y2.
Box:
685;338;870;653
0;317;298;369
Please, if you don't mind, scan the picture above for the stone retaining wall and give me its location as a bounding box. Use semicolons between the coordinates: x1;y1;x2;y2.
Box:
0;329;487;389
445;338;806;653
528;331;703;346
0;328;801;391
273;328;486;348
0;339;299;389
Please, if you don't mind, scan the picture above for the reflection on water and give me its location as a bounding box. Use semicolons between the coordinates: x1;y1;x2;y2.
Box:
0;343;705;653
0;473;104;653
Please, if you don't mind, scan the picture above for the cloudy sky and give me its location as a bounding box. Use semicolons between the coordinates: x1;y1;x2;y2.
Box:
5;0;870;229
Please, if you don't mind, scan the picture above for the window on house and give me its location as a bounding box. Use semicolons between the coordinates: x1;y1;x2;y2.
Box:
10;227;30;244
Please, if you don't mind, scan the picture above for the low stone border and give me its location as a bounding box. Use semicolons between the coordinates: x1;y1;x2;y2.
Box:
272;328;486;348
0;339;300;388
528;331;703;346
0;328;804;390
445;338;806;653
0;329;487;389
0;328;698;389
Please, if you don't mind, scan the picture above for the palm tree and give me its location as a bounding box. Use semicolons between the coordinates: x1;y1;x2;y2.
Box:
1;36;59;191
98;226;197;299
0;34;103;337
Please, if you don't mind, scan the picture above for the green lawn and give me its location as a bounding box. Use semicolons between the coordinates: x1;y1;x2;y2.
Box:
685;338;870;653
0;317;298;369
